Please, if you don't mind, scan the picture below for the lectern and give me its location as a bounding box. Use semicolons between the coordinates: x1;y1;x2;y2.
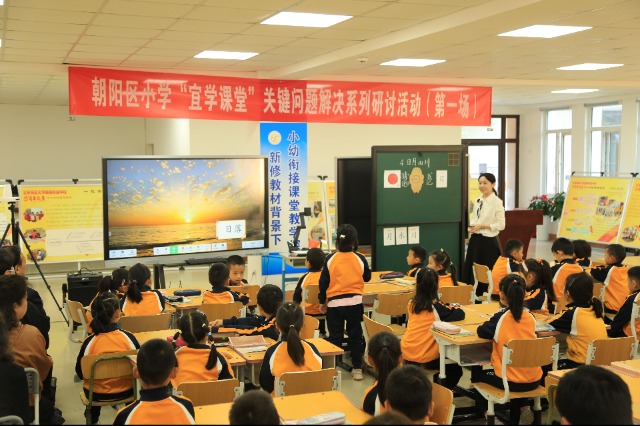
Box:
498;209;544;258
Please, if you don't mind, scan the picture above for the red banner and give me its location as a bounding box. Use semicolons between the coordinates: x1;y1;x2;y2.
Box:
69;66;491;126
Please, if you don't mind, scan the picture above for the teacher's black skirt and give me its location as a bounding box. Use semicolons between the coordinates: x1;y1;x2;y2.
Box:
461;233;502;285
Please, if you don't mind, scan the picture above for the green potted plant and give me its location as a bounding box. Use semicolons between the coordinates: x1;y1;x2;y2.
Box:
528;192;565;240
547;192;565;222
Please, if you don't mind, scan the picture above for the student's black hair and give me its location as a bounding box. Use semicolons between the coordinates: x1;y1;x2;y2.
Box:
275;302;305;367
412;268;439;315
112;267;130;290
409;245;426;263
607;243;627;263
367;331;401;406
478;172;498;195
628;266;640;285
363;411;413;425
0;248;14;275
504;239;523;257
90;292;121;334
572;239;592;259
556;365;632;425
564;272;604;318
137;338;177;386
385;365;432;422
0;275;27;329
429;248;458;285
4;245;22;269
97;276;120;294
521;258;557;304
227;255;245;267
306;248;325;270
127;263;151;304
228;390;280;425
499;274;526;322
551;237;574;256
336;223;359;252
209;262;230;289
176;311;218;370
257;284;283;316
0;316;14;363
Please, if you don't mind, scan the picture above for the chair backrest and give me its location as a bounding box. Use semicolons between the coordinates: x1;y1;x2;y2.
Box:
300;315;319;339
586;336;636;366
374;292;415;317
66;300;87;325
304;284;321;305
362;315;395;368
229;285;260;306
275;368;340;397
0;416;23;425
199;302;245;321
285;290;295;302
504;337;558;369
439;284;474;305
80;350;138;381
430;382;455;425
472;263;493;303
176;379;243;406
119;311;173;333
593;282;605;304
24;368;39;425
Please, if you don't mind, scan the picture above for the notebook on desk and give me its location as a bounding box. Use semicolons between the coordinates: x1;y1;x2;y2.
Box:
229;335;268;353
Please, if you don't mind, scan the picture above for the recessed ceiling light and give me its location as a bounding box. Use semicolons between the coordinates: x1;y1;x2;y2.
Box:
499;25;591;38
194;50;258;60
0;39;2;48
381;58;446;67
552;89;599;94
557;63;624;71
260;12;351;28
0;1;4;6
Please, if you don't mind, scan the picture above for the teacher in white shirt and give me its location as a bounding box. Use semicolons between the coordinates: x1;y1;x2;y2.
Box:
461;173;506;296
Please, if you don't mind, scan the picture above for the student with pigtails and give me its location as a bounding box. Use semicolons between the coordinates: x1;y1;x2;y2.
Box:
259;302;322;394
362;331;402;416
427;248;458;287
171;311;233;388
547;272;607;369
76;292;140;424
401;267;464;389
121;263;165;316
520;258;557;314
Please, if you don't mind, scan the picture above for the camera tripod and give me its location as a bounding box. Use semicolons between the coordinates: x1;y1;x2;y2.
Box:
1;201;67;322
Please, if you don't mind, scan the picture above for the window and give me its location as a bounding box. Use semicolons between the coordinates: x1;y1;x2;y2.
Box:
589;104;622;174
544;109;572;194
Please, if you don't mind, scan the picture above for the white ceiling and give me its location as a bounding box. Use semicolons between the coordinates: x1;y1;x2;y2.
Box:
0;0;639;107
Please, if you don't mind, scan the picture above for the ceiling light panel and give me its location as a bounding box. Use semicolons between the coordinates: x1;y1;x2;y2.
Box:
261;12;352;28
499;25;591;38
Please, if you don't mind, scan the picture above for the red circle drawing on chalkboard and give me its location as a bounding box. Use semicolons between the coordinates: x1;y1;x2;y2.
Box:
388;173;398;185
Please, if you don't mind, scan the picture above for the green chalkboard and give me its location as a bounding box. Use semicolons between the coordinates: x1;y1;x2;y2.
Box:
372;146;466;272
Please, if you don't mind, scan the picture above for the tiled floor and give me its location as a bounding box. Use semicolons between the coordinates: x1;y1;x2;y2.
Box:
29;238;604;424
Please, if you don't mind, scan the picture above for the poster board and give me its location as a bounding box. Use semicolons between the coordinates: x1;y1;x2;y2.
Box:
372;146;466;272
618;178;640;247
19;183;103;263
558;177;631;243
307;180;336;250
0;183;13;244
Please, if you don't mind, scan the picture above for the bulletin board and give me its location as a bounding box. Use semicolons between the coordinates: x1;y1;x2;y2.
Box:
618;178;640;248
372;146;467;272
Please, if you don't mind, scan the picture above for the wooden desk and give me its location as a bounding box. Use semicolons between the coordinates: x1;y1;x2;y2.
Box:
162;288;204;310
363;282;413;296
463;302;502;315
431;324;493;379
195;391;371;425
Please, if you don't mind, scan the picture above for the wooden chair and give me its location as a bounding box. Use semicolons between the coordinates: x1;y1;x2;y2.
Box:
439;284;474;305
24;368;39;425
472;263;494;304
300;315;319;339
229;284;260;307
66;300;89;343
430;381;455;425
373;292;414;336
585;336;636;366
284;290;295;302
199;302;245;321
630;296;640;356
274;368;341;397
175;379;243;406
303;284;328;327
79;350;137;425
545;376;558;425
119;311;173;333
472;337;559;425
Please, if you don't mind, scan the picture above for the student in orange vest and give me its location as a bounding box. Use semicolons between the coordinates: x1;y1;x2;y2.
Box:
292;247;326;335
491;239;523;299
171;311;233;388
427;248;458;288
362;331;402;416
590;243;629;314
120;263;165;316
550;238;583;306
227;255;248;286
203;263;249;305
406;245;426;278
609;266;640;338
521;258;557;314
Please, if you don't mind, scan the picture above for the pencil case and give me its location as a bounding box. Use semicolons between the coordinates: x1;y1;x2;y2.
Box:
432;321;462;334
174;289;202;296
380;271;405;279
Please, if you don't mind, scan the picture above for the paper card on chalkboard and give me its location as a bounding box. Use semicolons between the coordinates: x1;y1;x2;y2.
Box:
383;170;401;188
384;228;395;246
436;170;448;188
395;227;407;245
408;226;419;244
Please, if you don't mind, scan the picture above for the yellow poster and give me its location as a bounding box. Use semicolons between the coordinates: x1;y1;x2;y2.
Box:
558;177;630;243
307;180;336;249
0;185;10;245
19;185;103;263
618;179;640;247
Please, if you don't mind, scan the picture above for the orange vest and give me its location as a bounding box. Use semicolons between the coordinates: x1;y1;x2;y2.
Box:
603;265;629;312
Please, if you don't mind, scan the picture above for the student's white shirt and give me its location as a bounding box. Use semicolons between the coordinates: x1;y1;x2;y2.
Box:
469;193;505;237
